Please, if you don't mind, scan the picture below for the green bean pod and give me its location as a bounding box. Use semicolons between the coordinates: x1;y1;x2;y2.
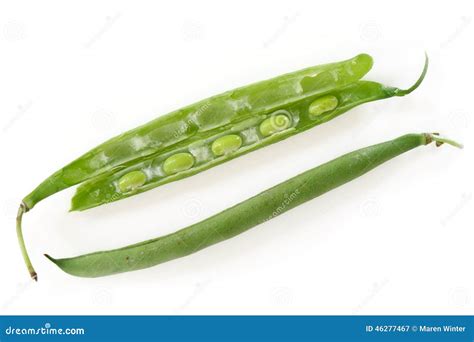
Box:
70;75;429;211
23;54;375;211
17;53;427;280
45;133;460;278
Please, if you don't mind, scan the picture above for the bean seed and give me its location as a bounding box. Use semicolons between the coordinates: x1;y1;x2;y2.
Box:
118;171;147;193
163;153;195;175
259;114;291;137
308;95;338;118
211;135;243;156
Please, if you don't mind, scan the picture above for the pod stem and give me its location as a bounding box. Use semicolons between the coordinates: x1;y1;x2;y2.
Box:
425;133;464;149
17;203;37;281
393;52;429;96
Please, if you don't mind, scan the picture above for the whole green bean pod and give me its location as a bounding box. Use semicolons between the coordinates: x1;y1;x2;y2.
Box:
45;133;461;278
17;53;427;280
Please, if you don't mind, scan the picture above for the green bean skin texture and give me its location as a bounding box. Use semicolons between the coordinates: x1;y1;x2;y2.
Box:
18;53;428;280
22;53;375;211
46;133;446;278
70;62;428;212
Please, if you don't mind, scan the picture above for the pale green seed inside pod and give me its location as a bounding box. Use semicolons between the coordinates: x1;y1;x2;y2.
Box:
211;134;243;156
163;152;195;175
118;170;147;193
308;95;338;118
259;114;291;137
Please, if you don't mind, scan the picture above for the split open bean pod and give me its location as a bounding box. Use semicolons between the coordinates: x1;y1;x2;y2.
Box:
17;53;429;280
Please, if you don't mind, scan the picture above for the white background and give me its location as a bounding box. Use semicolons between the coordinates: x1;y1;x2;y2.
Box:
1;0;473;315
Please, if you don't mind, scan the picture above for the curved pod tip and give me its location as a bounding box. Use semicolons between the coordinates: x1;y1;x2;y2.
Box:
393;52;429;96
44;254;62;273
44;254;55;262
